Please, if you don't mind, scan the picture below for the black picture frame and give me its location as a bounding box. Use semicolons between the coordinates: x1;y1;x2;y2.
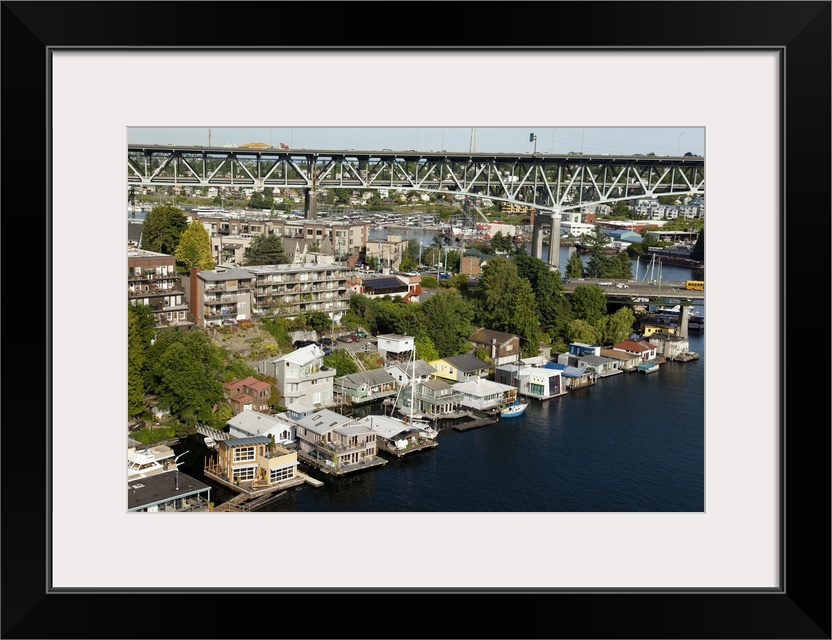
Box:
3;2;829;638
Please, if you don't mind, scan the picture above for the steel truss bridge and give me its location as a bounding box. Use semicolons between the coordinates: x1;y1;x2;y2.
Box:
128;145;704;214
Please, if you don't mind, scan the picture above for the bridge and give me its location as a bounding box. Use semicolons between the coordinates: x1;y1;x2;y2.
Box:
128;144;704;267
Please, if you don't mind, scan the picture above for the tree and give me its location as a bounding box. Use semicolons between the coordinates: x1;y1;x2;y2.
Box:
243;233;290;266
504;279;544;357
306;311;332;334
175;220;215;270
473;257;519;329
598;307;635;345
570;284;608;325
566;318;602;345
565;251;585;278
323;349;359;376
142;329;227;427
417;291;475;357
414;335;439;363
140;204;188;254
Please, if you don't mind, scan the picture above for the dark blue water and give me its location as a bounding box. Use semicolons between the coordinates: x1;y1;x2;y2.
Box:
175;331;703;513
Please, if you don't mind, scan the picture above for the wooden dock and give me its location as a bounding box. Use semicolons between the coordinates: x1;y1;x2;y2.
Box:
452;412;498;431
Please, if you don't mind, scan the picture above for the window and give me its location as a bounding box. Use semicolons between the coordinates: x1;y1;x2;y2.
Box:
270;466;294;483
233;466;256;481
233;446;256;462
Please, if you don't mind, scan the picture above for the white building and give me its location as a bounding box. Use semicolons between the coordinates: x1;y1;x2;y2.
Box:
258;344;335;408
226;410;297;446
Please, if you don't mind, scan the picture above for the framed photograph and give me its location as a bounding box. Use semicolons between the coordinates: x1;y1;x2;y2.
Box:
4;1;828;638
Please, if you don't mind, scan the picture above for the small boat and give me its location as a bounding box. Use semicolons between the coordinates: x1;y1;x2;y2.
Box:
203;437;218;449
638;362;660;374
500;399;529;418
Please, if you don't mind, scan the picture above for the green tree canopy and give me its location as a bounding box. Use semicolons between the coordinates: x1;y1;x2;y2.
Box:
323;349;359;376
417;291;475;357
243;233;290;266
140;205;188;254
142;329;227;427
473;257;519;329
598;306;636;345
566;318;602;345
414;335;439;362
175;220;216;270
570;284;608;325
565;250;585;278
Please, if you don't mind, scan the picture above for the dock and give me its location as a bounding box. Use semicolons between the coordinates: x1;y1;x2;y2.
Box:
379;439;438;458
451;411;498;431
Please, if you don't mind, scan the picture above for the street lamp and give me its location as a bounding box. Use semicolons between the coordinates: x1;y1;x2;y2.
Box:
550;128;558;153
677;131;687;156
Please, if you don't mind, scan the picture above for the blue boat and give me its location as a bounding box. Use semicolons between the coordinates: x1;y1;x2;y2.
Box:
500;398;529;418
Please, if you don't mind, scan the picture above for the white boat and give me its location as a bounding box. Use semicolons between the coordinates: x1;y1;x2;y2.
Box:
127;445;175;480
500;399;529;418
203;437;218;449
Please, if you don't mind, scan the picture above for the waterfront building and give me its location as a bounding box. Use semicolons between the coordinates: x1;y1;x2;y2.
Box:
294;409;384;475
646;331;691;360
411;378;463;420
128;471;212;513
384;358;436;387
226;410;296;446
376;334;414;363
599;348;641;372
544;362;598;389
333;369;398;406
557;351;623;377
430;354;491;383
516;366;566;400
258;343;335;408
205;435;299;487
612;338;659;363
452;378;516;411
468;328;521;367
128;248;193;329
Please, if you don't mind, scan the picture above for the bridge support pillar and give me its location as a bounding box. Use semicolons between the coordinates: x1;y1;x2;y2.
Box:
304;188;318;219
532;215;545;260
547;213;561;269
678;304;690;339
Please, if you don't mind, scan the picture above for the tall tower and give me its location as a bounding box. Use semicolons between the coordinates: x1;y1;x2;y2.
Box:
469;128;477;153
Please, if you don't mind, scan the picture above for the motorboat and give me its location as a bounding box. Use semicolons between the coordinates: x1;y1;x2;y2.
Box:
638;361;660;374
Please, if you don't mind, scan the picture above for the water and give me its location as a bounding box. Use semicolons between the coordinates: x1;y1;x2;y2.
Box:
174;329;704;513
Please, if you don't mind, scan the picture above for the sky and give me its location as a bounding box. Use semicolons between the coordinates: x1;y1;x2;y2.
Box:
127;127;705;157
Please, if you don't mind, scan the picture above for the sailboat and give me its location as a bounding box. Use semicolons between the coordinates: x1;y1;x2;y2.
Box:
499;366;529;418
500;398;529;418
398;348;439;440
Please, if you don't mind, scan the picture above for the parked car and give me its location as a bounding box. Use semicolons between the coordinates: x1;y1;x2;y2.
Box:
321;337;334;346
353;331;367;338
337;335;353;344
293;339;317;349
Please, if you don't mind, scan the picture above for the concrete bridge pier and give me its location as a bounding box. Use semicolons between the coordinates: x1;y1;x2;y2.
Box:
304;188;318;219
547;213;561;269
678;304;690;339
531;214;545;260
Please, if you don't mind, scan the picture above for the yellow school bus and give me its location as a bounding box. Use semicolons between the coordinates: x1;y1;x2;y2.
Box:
685;280;705;290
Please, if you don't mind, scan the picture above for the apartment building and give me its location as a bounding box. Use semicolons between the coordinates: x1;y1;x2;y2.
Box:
187;254;350;328
127;249;193;328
